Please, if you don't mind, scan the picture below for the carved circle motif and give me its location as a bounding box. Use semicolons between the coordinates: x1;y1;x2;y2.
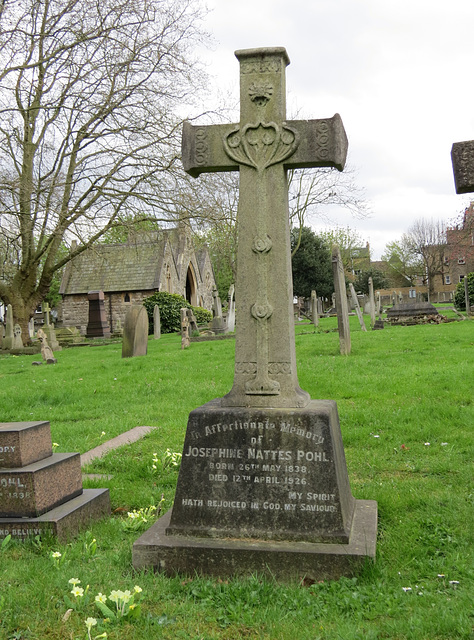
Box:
251;303;273;320
235;362;257;374
268;362;291;375
252;235;272;253
195;127;209;166
241;59;281;75
316;121;329;159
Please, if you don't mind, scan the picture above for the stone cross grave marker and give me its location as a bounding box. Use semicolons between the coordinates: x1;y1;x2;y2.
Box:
180;308;190;349
332;246;351;355
133;47;376;581
451;138;474;194
43;302;51;327
211;288;225;334
368;277;376;327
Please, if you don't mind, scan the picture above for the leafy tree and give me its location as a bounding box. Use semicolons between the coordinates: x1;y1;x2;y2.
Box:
453;273;474;311
317;226;368;275
290;227;333;299
381;237;422;287
142;292;211;334
0;0;208;341
354;268;390;294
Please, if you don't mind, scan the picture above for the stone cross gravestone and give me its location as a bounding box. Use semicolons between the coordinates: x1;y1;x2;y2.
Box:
122;305;148;358
451;138;474;194
211;288;225;334
349;283;367;332
3;304;14;351
180;308;190;350
153;305;161;340
133;47;376;580
0;421;110;541
332;246;351;355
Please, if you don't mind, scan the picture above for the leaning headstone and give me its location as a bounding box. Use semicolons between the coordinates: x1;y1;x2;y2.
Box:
134;47;376;581
375;291;381;315
122;305;148;358
41;303;61;351
12;324;23;349
349;283;367;332
86;290;111;339
37;329;57;363
153;305;161;339
3;304;14;350
0;421;110;541
226;284;236;332
211;288;225;334
464;277;471;317
180;308;190;350
368;277;376;327
332;246;352;355
186;308;199;334
311;290;319;327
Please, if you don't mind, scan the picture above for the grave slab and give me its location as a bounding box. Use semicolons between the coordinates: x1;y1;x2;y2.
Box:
0;489;110;543
0;452;83;517
0;421;52;468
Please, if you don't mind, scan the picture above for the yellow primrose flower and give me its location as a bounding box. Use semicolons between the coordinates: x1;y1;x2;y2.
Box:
95;592;107;604
121;590;132;603
51;551;61;558
68;578;81;586
133;585;142;593
85;617;97;629
71;586;84;598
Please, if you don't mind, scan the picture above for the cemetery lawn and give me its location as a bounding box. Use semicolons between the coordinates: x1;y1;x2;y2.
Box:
0;317;472;640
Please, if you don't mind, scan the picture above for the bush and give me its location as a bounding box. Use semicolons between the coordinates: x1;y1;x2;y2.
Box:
453;272;474;310
143;292;212;334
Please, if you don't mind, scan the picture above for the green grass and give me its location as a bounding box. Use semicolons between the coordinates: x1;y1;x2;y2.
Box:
0;317;473;639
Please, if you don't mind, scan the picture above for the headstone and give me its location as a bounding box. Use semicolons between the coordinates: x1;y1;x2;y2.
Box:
368;278;376;327
332;246;351;355
41;304;61;350
392;291;397;306
311;290;319;327
0;421;110;540
122;305;148;358
28;318;35;339
37;329;57;363
3;304;14;350
153;305;161;339
43;302;51;327
349;283;367;332
386;301;441;325
375;291;381;316
86;290;111;339
451;138;474;194
186;308;199;334
133;47;376;581
226;284;236;332
12;324;23;349
211;288;225;334
373;318;385;330
180;308;190;349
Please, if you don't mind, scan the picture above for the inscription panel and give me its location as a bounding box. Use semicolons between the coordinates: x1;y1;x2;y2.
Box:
167;400;355;543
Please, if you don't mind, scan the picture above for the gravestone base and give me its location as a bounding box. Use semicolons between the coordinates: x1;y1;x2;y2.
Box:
133;399;377;579
133;501;376;581
0;489;110;543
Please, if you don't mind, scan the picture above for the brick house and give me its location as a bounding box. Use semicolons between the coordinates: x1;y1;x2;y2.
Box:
440;202;474;288
59;226;216;334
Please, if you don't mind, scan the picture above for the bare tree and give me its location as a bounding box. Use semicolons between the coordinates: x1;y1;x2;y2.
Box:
405;218;447;299
0;0;208;339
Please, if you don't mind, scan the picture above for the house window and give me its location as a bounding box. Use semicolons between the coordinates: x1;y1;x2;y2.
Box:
444;275;451;285
459;275;465;283
409;289;416;298
458;257;465;264
124;293;130;302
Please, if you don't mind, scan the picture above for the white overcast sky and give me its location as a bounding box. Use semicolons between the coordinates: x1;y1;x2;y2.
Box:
193;0;474;259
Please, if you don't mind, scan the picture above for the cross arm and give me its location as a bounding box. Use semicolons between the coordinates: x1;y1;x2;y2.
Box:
451;140;474;194
182;121;239;178
285;114;348;172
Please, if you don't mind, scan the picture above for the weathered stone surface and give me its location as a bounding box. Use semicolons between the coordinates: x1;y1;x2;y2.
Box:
0;452;82;517
122;305;148;357
166;400;355;544
387;301;438;318
133;501;377;581
0;421;52;468
86;290;111;338
3;304;14;350
153;304;161;339
451;140;474;194
0;488;110;542
349;283;367;332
